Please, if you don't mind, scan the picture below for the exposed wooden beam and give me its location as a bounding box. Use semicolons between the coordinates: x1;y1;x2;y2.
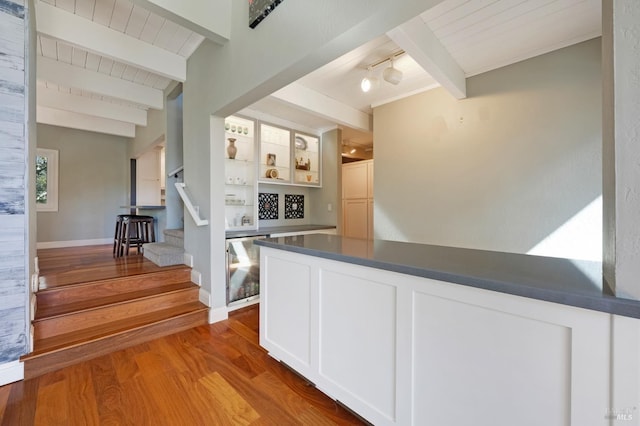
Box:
130;0;230;45
387;16;466;99
36;1;186;82
37;106;136;138
271;83;372;132
37;84;148;126
37;56;164;110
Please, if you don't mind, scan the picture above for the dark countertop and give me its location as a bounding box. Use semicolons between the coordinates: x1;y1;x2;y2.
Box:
226;224;335;239
255;234;640;319
120;205;166;210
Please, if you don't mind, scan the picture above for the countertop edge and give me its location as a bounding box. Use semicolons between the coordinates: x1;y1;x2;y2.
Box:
226;224;335;239
255;238;640;320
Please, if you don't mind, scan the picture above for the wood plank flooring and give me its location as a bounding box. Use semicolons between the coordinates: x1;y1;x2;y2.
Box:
37;244;180;290
3;304;366;425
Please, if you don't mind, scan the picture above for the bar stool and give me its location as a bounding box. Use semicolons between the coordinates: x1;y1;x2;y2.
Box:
113;215;155;257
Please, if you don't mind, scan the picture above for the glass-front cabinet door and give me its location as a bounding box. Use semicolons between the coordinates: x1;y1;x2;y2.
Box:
259;123;291;184
293;132;320;186
224;115;257;230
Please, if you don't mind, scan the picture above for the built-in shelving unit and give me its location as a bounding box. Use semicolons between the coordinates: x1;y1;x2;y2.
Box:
259;123;291;184
225;116;257;230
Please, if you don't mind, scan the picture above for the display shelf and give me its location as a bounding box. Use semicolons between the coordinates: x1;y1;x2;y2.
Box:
293;132;320;186
225;114;257;231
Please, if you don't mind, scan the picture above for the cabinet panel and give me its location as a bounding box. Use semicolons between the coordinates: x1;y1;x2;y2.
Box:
342;162;368;199
368;199;374;240
319;269;397;421
367;161;374;199
343;199;368;239
260;253;312;370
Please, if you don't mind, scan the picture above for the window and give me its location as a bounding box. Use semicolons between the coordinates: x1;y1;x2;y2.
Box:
36;148;58;212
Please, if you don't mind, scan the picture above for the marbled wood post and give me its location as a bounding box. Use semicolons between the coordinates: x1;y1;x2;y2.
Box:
0;0;28;364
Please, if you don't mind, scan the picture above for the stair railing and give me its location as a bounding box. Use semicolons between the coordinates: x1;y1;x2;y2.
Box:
175;182;209;226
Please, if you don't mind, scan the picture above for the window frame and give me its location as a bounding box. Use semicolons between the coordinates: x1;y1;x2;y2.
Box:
36;148;59;212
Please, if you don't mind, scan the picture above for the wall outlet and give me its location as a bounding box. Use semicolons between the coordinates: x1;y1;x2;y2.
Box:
327;203;333;212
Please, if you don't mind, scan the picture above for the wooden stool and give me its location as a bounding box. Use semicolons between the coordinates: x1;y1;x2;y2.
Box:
113;215;155;257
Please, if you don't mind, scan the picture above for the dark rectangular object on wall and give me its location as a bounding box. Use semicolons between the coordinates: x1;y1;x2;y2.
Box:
249;0;284;28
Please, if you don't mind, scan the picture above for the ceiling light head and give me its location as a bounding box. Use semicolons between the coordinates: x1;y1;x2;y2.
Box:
360;75;379;93
383;66;403;85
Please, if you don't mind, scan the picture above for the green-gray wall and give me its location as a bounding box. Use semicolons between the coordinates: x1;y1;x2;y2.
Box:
37;124;129;243
374;39;602;260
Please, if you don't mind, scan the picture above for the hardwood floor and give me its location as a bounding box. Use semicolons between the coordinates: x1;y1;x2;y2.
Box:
5;245;366;425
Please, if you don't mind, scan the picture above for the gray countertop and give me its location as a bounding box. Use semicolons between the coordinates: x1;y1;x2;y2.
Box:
255;234;640;319
226;224;335;239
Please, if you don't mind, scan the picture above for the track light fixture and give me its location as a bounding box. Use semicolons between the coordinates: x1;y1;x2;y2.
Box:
359;50;405;92
360;68;379;93
382;58;403;85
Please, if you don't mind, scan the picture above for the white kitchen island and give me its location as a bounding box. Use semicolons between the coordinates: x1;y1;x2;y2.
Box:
256;234;640;426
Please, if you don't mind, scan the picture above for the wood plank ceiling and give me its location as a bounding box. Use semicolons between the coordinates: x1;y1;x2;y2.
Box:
36;0;205;137
36;0;602;140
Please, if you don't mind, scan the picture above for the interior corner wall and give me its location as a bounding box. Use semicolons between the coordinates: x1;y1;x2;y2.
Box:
373;38;602;260
309;128;341;227
36;124;129;243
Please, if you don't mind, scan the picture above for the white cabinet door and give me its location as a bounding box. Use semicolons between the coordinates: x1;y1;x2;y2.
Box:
343;199;368;239
342;161;368;199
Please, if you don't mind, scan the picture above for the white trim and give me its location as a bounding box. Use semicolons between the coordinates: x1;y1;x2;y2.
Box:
175;183;208;226
209;306;229;324
184;252;194;267
199;288;211;306
0;361;24;386
36;148;59;212
191;269;201;286
37;238;112;249
227;297;260;313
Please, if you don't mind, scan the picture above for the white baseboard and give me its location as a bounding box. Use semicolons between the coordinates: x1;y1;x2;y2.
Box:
209;306;229;324
0;361;24;386
37;238;112;249
184;253;194;267
199;288;211;307
227;297;260;312
191;269;202;286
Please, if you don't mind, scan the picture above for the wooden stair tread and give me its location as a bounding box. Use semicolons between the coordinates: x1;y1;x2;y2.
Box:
26;301;208;357
37;266;191;295
35;281;198;319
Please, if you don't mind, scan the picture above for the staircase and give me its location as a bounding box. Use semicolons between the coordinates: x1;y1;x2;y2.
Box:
21;265;208;379
143;228;186;267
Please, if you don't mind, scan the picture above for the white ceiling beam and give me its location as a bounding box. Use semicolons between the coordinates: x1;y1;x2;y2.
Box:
387;16;466;99
37;106;136;138
36;1;186;82
271;83;372;133
37;84;148;126
38;56;164;109
130;0;230;45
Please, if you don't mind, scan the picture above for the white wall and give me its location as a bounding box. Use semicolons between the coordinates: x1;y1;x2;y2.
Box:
182;0;447;313
374;39;602;260
36;124;129;243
